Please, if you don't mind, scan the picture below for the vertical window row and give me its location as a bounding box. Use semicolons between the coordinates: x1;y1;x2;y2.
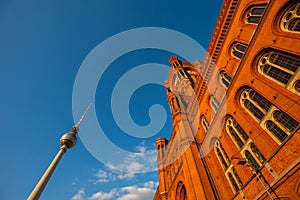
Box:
226;116;266;171
240;88;299;143
214;141;243;193
280;2;300;33
258;51;300;95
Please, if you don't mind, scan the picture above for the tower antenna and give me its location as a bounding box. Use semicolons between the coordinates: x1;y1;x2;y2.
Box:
75;102;93;128
28;102;92;200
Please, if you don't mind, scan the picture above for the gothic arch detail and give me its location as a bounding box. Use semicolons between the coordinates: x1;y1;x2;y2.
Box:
280;1;300;33
231;42;248;60
176;182;187;200
244;4;267;24
219;70;232;88
239;87;299;144
257;50;300;95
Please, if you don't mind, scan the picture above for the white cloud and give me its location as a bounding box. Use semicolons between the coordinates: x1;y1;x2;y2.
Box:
117;186;155;200
90;142;157;184
89;189;117;200
103;142;158;180
143;181;157;189
88;181;156;200
90;169;116;183
71;189;85;200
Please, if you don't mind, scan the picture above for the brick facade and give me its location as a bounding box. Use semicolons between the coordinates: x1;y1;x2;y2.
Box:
154;0;300;199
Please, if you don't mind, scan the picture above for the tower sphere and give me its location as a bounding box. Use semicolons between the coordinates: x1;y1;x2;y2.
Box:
60;133;77;149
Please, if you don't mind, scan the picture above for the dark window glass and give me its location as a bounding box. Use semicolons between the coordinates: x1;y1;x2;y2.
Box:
249;90;272;112
245;150;260;172
228;126;244;148
216;148;229;170
244;99;265;120
295;80;300;93
250;143;266;163
281;2;300;33
228;172;239;193
266;120;288;142
273;110;299;132
270;53;299;72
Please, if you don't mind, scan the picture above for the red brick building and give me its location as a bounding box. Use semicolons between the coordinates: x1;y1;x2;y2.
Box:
154;0;300;199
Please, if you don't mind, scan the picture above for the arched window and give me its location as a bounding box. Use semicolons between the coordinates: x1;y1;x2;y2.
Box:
210;95;220;112
245;5;267;24
245;150;260;172
180;185;187;200
176;182;187;200
265;120;289;142
201;115;209;132
228;172;240;193
226;117;249;149
280;2;300;33
295;80;300;92
258;51;300;93
231;42;248;60
232;167;243;187
225;166;243;194
214;141;230;170
240;87;299;144
273;110;299;132
220;71;232;88
250;142;266;164
185;68;199;86
240;88;272;121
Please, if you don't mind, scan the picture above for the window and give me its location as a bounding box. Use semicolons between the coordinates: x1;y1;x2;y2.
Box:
180;185;187;200
214;141;230;170
258;51;300;92
226;117;249;149
176;182;187;200
220;71;232;88
295;80;300;92
225;166;243;193
280;2;300;33
240;87;299;144
266;120;289;142
250;142;266;164
273;110;299;132
245;5;267;24
232;167;243;188
245;150;260;172
201;115;209;132
210;95;220;112
240;88;271;121
228;172;239;193
231;43;248;60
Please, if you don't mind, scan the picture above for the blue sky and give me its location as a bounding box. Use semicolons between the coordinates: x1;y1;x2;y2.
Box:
0;1;222;199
